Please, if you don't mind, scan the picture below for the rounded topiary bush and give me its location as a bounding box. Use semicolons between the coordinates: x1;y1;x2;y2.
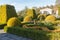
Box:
45;15;56;22
22;16;32;23
7;17;21;27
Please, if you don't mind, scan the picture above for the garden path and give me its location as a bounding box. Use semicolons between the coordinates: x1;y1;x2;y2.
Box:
0;29;31;40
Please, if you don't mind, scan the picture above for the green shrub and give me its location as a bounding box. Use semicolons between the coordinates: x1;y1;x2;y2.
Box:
44;22;55;30
53;26;60;30
25;24;40;27
45;15;56;22
22;22;34;25
22;22;44;27
0;5;17;24
4;26;60;40
0;24;6;29
18;17;23;21
23;16;32;23
7;17;21;27
37;22;44;26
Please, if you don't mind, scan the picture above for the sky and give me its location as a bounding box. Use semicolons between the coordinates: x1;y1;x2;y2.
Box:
0;0;56;12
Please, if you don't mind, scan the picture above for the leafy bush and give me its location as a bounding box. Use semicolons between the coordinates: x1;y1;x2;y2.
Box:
7;17;21;27
37;14;46;21
22;22;34;24
44;22;55;30
53;26;60;30
0;24;6;29
4;26;60;40
0;5;17;24
23;16;32;23
22;22;44;27
18;17;24;22
25;24;40;27
26;9;37;19
37;22;44;26
45;15;56;22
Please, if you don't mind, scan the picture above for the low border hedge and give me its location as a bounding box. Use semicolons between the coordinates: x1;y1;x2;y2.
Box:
4;26;60;40
0;24;6;29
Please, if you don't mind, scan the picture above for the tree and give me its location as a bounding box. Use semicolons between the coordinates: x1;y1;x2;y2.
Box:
26;9;37;24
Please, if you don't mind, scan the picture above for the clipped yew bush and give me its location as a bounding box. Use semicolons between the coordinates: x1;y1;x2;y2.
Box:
45;15;56;22
22;16;32;23
26;9;34;17
7;17;21;27
0;4;17;24
26;9;37;19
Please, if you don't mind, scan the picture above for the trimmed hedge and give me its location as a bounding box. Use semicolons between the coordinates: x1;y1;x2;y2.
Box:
4;27;60;40
0;5;17;24
0;24;6;29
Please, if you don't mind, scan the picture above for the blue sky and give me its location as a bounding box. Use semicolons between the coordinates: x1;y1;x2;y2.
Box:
0;0;56;12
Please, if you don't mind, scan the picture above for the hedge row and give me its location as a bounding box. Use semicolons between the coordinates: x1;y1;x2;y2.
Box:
4;26;60;40
0;24;6;29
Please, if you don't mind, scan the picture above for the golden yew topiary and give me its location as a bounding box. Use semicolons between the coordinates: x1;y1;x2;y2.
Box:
26;9;33;17
0;5;17;24
45;15;56;22
7;17;21;27
23;16;32;23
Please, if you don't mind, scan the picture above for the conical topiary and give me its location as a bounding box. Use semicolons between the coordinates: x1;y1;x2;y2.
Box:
0;4;17;24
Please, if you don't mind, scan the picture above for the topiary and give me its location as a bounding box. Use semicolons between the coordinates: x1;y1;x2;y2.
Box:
7;17;21;27
0;5;17;24
45;15;56;22
26;9;37;19
22;16;32;23
37;14;46;21
44;22;55;30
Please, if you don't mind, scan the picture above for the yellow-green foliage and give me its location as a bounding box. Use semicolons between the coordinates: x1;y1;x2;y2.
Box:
45;15;56;22
23;16;32;22
38;14;47;20
7;17;20;27
53;26;60;30
0;5;6;24
26;9;33;17
56;20;60;24
0;4;17;24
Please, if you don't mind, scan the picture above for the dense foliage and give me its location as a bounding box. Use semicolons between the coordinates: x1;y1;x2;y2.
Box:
7;17;21;27
45;15;56;22
23;16;32;23
0;5;17;24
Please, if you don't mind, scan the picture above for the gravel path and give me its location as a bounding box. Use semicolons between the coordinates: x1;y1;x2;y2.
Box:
0;29;32;40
